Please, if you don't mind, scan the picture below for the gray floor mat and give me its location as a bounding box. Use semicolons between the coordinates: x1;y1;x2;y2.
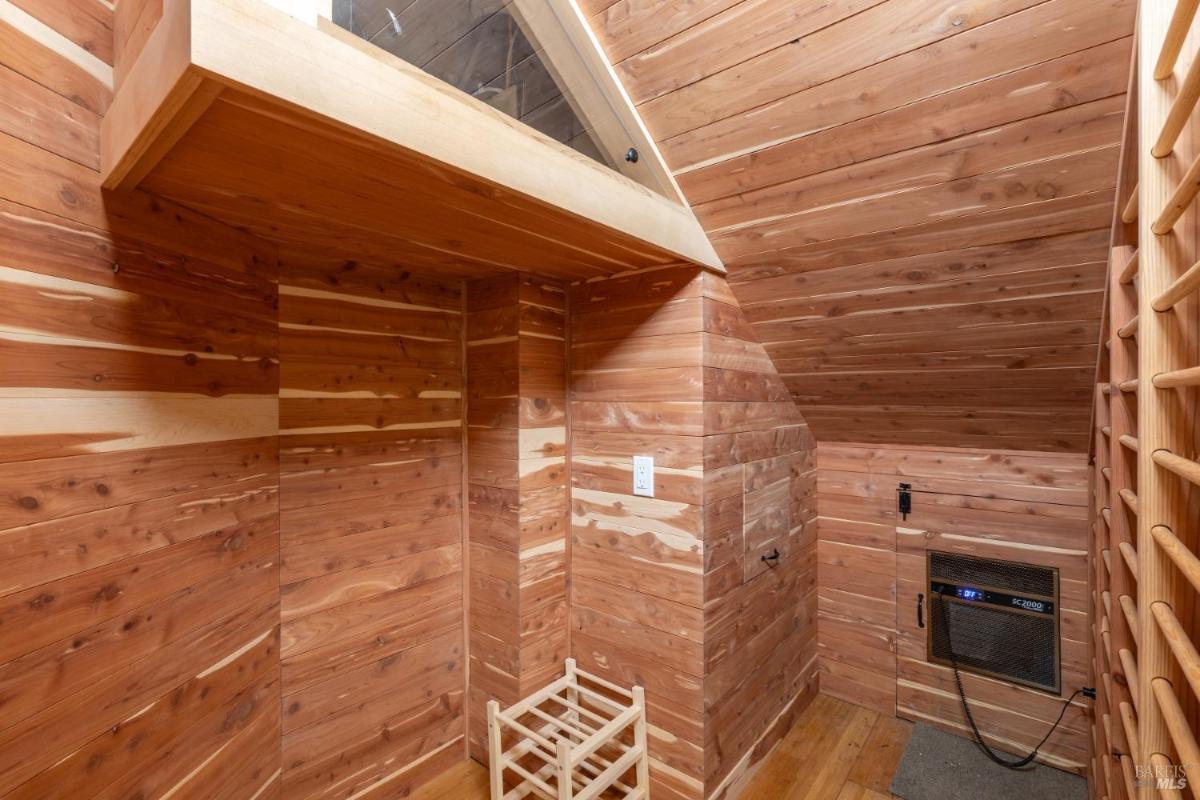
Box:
890;723;1086;800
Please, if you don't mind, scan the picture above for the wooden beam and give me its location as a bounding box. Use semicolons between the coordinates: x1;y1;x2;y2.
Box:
507;0;683;203
181;0;721;270
101;0;220;190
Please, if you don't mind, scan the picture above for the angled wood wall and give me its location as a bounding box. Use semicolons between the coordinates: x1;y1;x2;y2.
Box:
0;0;284;794
568;265;817;800
582;0;1134;452
464;273;569;761
701;275;818;800
276;251;467;799
816;443;1091;772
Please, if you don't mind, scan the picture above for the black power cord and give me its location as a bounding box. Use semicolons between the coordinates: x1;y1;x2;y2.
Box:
936;590;1090;769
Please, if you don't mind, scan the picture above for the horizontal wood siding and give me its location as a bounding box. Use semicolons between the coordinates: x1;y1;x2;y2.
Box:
570;266;710;800
277;251;467;800
816;442;1091;772
702;270;819;800
0;2;283;795
568;266;818;800
465;273;569;761
583;0;1136;451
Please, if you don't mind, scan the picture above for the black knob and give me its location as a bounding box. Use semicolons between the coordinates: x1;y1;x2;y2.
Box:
625;147;639;163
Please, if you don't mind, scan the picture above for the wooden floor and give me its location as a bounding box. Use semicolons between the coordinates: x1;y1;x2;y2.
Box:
410;694;912;800
737;694;912;800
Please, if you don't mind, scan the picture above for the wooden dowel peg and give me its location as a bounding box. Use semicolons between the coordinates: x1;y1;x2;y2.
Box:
1152;259;1200;311
1118;315;1139;339
1120;487;1140;515
1153;448;1200;488
1119;249;1140;284
1154;365;1200;388
1155;45;1200;156
1120;594;1140;645
1153;151;1200;234
1119;540;1140;576
1152;601;1200;706
1151;676;1200;798
1152;525;1200;597
1123;183;1139;224
1154;0;1200;79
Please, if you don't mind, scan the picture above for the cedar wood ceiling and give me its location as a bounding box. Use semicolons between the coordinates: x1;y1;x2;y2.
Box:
582;0;1137;452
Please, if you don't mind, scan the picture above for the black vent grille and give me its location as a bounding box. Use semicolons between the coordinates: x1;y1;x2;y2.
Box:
929;551;1055;596
927;552;1060;694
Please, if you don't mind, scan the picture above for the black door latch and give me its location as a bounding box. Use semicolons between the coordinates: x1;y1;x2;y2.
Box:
761;549;780;567
898;483;913;520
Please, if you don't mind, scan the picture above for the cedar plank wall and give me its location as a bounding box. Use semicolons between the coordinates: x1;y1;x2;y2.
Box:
816;443;1091;772
113;0;161;87
0;0;284;796
465;273;569;761
276;252;468;799
568;266;818;800
3;3;476;798
581;0;1135;451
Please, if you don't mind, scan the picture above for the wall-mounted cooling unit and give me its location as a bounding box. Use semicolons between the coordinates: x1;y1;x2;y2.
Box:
926;551;1061;694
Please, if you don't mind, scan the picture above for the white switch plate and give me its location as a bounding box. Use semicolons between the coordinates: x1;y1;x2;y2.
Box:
632;455;654;497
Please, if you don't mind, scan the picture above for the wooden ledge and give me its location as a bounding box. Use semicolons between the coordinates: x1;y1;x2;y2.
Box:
101;0;722;279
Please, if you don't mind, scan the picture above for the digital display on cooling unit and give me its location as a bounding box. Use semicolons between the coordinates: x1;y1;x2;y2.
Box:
931;580;1055;615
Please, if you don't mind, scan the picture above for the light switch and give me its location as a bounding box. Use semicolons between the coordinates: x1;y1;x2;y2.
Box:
633;455;654;497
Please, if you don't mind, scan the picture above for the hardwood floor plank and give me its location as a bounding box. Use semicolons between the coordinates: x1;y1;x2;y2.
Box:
846;715;914;795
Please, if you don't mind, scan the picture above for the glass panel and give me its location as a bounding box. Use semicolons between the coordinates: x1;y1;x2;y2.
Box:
331;0;673;197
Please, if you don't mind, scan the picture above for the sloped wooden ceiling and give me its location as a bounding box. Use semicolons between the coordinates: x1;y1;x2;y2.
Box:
582;0;1137;452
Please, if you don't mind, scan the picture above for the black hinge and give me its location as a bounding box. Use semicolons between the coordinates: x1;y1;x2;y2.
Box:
898;483;913;520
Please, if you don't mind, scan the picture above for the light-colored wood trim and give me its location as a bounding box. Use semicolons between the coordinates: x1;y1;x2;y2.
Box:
101;0;218;190
102;0;722;271
508;0;683;204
